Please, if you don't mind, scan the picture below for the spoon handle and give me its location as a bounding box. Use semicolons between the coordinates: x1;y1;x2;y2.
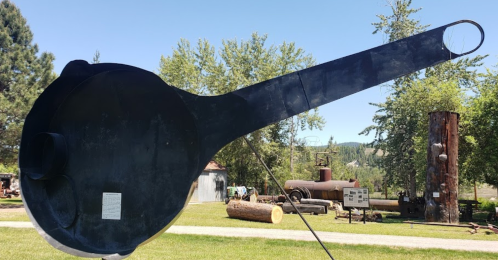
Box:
188;20;484;149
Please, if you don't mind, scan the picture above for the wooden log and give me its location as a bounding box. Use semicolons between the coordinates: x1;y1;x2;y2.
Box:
226;200;283;224
300;198;333;207
282;203;326;215
257;195;286;203
425;112;459;224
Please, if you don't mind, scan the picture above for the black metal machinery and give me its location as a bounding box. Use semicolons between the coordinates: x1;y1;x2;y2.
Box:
19;21;484;258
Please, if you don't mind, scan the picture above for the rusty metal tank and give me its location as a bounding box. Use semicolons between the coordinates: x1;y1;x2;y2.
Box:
284;168;360;201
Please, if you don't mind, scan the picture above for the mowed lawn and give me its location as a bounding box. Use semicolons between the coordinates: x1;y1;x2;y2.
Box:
1;200;497;259
174;202;498;241
1;227;497;260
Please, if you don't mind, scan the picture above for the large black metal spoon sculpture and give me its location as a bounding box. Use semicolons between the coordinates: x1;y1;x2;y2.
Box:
19;20;483;258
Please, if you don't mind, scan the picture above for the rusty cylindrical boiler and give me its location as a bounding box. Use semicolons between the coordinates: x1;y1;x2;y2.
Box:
284;178;359;201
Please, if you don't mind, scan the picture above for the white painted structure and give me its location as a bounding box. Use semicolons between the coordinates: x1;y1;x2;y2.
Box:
190;161;227;202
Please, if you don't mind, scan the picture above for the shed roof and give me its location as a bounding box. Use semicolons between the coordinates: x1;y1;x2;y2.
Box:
204;160;227;171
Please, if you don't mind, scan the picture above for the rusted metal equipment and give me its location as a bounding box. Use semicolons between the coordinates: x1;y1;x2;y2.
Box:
368;195;424;219
285;179;360;201
315;152;332;167
286;151;424;216
0;173;19;199
285;153;360;202
18;21;484;257
488;223;498;234
396;191;426;218
404;221;498;235
458;200;480;221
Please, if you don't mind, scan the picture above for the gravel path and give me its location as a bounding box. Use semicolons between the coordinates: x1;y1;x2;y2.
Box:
1;222;497;253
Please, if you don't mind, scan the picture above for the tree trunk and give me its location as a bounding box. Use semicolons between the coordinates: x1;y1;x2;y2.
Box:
226;200;283;224
409;168;417;200
425;112;459;224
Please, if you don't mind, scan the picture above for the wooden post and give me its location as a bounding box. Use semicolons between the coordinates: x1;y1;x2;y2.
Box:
425;112;459;224
474;181;478;210
384;180;388;200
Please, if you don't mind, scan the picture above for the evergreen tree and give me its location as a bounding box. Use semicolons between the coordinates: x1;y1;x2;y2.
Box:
361;0;485;198
0;0;56;166
92;50;100;64
158;33;323;189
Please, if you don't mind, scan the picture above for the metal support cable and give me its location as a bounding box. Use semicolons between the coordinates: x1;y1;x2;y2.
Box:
243;136;335;260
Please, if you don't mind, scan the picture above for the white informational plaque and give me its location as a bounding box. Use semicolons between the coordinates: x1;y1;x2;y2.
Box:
343;188;370;208
102;192;122;220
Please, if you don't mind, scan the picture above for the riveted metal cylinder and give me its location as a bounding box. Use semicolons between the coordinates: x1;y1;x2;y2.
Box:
319;168;332;182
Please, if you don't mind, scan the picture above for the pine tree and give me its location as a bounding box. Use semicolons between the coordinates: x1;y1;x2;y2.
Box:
361;0;485;198
0;0;56;166
92;50;100;64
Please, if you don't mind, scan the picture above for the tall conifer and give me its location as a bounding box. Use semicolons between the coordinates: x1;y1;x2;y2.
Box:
0;0;56;166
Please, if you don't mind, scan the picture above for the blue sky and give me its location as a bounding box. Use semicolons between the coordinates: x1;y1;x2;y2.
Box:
11;0;498;145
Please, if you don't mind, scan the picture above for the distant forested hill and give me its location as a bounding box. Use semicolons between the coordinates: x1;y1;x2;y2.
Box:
309;141;385;192
337;142;361;147
312;142;382;166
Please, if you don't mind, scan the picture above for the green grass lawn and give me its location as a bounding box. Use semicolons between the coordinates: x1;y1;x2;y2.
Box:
0;198;22;205
1;227;496;260
174;202;498;241
2;201;497;241
1;201;497;259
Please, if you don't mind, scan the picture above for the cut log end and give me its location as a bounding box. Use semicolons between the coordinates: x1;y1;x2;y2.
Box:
226;200;283;224
271;205;283;224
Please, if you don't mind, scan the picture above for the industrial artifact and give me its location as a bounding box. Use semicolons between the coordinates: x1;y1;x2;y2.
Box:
0;173;20;198
19;20;483;258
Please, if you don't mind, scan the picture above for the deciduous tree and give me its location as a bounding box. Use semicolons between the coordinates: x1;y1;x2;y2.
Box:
460;66;498;191
158;33;323;189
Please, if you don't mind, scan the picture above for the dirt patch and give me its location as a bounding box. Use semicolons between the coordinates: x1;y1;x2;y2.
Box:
0;207;25;213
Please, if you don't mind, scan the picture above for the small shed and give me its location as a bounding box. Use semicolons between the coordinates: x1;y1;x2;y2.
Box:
190;161;227;202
